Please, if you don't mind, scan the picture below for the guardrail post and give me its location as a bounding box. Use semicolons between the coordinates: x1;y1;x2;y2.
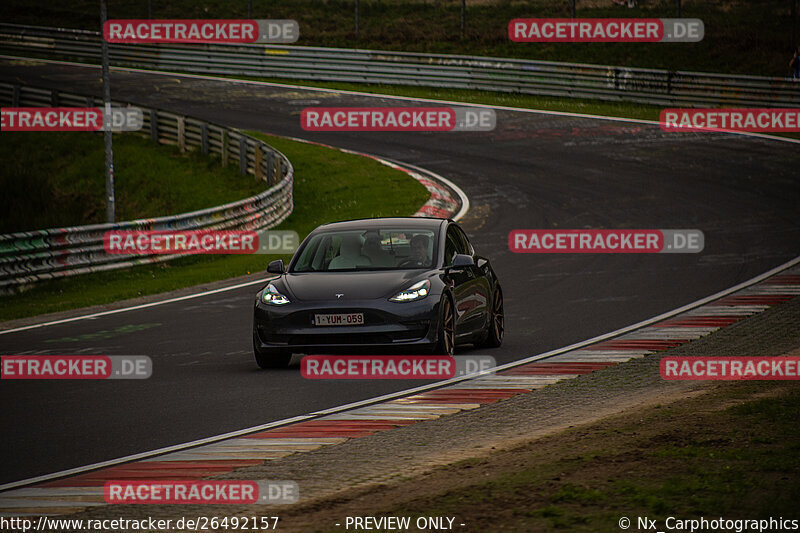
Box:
221;131;228;167
150;109;159;143
85;96;94;107
266;151;274;184
177;116;186;153
12;85;20;107
200;123;209;155
239;138;248;175
274;152;280;181
460;0;466;40
254;145;263;181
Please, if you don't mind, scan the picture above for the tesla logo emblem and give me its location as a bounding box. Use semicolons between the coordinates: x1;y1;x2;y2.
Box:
335;293;344;299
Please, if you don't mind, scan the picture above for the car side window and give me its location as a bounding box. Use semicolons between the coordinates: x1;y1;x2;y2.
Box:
444;227;462;267
453;226;472;255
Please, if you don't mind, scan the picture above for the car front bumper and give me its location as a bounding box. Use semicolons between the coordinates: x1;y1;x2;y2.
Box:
253;296;443;354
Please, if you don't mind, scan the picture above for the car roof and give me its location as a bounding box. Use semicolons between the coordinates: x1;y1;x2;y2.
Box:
312;217;449;233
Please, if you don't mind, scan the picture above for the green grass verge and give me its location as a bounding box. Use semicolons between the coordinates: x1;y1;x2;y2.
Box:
0;132;429;321
0;132;266;233
2;0;797;77
236;75;669;121
371;381;800;531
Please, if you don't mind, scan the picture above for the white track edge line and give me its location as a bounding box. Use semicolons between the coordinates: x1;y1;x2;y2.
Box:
3;254;797;493
0;415;313;492
0;278;272;335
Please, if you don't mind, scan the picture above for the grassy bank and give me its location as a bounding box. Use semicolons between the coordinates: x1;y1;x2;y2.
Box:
0;133;429;320
0;132;266;234
1;0;797;76
237;75;669;121
314;380;800;531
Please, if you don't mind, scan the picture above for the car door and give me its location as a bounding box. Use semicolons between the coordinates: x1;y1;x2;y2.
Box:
444;226;471;335
452;225;490;331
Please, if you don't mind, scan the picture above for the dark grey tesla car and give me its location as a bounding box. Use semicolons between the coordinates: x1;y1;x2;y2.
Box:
252;217;503;368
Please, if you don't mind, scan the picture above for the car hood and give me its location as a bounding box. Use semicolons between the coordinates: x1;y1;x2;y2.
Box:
281;270;432;301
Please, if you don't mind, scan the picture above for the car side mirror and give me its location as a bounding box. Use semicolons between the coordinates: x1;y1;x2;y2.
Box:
267;259;285;274
450;254;475;270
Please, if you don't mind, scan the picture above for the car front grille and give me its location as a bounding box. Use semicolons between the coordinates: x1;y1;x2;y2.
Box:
288;333;395;345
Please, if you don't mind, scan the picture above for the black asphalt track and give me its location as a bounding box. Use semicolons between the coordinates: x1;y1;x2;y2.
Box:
1;59;798;484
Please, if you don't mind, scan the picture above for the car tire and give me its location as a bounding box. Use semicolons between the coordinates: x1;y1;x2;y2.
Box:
477;286;504;348
434;296;456;356
253;330;292;369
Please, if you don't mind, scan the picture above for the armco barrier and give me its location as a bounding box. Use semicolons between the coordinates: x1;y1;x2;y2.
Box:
0;23;798;107
0;82;294;293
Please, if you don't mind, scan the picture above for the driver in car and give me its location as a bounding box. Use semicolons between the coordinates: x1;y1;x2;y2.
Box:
405;234;430;266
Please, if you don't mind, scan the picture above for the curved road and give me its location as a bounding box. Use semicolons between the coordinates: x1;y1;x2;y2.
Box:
1;58;798;485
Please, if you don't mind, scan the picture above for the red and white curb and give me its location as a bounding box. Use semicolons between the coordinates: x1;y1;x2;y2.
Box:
1;264;798;516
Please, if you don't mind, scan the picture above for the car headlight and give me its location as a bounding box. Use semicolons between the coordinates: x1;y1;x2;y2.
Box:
261;283;291;305
389;279;430;302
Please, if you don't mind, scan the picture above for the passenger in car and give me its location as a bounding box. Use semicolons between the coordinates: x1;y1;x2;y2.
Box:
328;234;372;269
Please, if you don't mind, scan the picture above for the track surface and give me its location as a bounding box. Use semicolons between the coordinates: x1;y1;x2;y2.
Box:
1;59;798;485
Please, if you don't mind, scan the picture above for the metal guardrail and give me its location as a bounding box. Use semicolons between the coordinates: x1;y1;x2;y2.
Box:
0;82;294;293
0;23;798;107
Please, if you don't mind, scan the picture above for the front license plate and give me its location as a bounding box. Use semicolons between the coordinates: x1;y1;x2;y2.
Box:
314;313;365;326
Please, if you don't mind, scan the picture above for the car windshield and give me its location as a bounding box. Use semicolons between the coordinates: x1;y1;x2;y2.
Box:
291;228;437;272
